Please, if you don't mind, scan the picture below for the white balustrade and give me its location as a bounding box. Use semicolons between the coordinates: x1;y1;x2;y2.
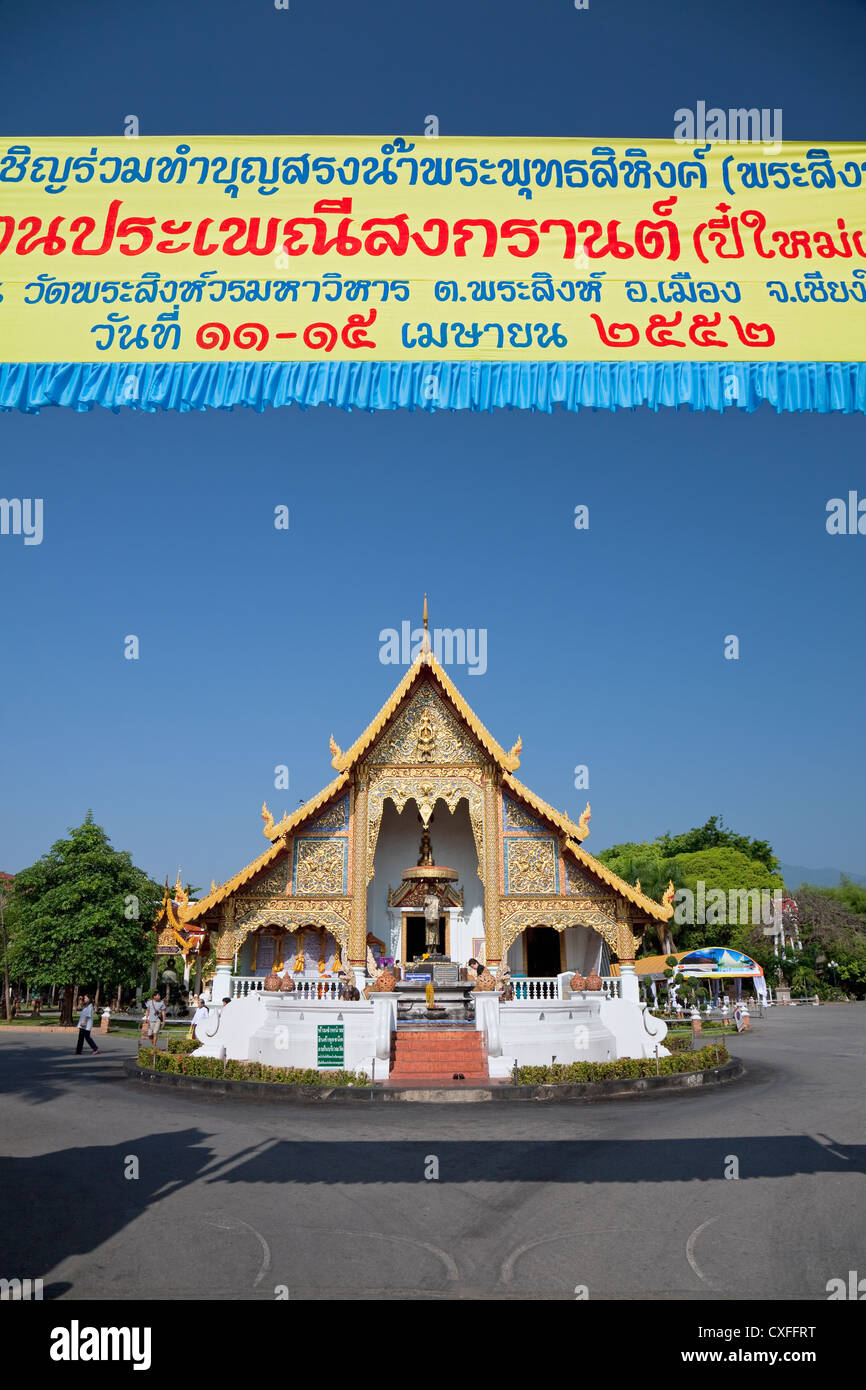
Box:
511;977;560;1001
600;976;623;1000
229;975;343;1002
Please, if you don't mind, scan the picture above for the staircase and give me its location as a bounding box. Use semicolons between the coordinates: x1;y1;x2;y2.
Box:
388;1027;488;1084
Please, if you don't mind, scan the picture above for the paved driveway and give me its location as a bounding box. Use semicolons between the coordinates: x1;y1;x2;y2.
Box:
1;1006;863;1300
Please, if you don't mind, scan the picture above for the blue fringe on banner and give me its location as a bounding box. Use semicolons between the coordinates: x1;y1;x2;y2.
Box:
1;361;864;414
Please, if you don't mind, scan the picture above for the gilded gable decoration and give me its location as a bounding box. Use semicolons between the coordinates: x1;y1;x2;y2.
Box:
504;836;559;895
565;857;608;898
368;686;485;767
240;857;289;897
292;837;348;895
503;795;544;833
306;795;349;834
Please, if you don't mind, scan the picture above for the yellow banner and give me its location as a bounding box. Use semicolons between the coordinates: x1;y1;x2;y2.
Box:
0;136;864;362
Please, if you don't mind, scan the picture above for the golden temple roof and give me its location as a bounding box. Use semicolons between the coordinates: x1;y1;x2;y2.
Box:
182;834;290;922
502;773;590;845
328;649;522;774
176;632;672;928
263;772;351;842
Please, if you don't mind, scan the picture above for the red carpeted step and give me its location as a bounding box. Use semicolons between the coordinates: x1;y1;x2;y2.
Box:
389;1030;487;1080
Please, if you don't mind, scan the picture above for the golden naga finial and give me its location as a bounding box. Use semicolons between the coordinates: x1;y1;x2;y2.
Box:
506;735;522;769
577;802;591;839
211;878;217;893
662;879;676;909
635;879;642;894
174;870;188;907
329;734;343;768
261;801;274;835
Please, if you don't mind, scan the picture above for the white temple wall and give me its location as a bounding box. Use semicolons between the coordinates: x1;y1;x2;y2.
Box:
366;798;484;965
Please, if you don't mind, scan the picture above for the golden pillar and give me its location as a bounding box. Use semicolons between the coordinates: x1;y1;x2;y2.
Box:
483;772;502;967
349;779;368;967
213;901;237;1002
616;920;637;967
215;902;236;965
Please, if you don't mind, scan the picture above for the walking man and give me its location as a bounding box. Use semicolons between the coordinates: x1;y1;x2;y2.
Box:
75;995;99;1055
145;991;166;1055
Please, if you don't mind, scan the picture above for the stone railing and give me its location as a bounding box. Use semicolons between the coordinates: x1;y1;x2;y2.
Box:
229;976;343;1002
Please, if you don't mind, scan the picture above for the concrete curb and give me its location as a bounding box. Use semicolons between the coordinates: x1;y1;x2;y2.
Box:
0;1025;81;1034
124;1055;744;1104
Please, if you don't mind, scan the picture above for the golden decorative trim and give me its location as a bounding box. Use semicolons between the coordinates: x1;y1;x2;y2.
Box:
483;776;502;964
502;773;591;845
232;898;350;956
366;767;485;885
330;653;520;775
349;782;368;963
499;898;620;955
264;773;351;842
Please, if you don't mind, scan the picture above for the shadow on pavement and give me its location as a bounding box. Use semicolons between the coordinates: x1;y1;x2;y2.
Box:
204;1135;865;1185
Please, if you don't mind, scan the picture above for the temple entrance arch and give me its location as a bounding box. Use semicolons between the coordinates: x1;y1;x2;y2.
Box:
524;925;565;977
365;770;485;884
366;793;483;966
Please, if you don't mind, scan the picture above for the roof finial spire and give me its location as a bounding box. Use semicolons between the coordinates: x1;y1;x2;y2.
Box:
421;593;431;657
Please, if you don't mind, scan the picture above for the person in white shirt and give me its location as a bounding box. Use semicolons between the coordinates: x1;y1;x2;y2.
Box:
75;995;99;1055
191;999;210;1040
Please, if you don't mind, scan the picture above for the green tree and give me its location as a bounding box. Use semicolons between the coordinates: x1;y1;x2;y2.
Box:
0;872;14;1021
8;813;162;1024
598;817;785;953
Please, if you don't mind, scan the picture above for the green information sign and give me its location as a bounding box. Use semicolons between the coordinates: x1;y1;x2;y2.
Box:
317;1023;345;1069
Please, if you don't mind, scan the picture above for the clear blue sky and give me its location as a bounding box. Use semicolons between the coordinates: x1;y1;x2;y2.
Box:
1;0;864;887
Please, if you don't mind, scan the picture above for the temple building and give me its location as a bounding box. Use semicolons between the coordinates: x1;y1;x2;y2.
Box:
172;615;674;1009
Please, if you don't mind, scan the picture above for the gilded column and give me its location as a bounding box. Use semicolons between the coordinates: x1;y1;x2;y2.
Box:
616;909;639;1003
483;772;502;968
349;778;369;977
212;900;236;1005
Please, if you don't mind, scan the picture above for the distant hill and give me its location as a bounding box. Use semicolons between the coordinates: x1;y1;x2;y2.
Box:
780;863;866;890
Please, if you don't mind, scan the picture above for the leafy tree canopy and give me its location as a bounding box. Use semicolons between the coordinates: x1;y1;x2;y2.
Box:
8;813;162;992
599;815;779;875
598;817;785;952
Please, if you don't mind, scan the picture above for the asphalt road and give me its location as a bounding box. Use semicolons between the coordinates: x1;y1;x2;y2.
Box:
1;1006;863;1301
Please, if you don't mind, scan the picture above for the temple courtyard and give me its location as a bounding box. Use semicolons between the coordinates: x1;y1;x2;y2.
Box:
1;1005;863;1301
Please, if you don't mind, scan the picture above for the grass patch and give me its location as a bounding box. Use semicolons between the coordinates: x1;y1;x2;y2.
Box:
137;1047;370;1087
517;1043;730;1086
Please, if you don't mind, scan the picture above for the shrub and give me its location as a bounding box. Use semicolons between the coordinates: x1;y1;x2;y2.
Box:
137;1048;370;1086
516;1043;729;1086
166;1036;200;1054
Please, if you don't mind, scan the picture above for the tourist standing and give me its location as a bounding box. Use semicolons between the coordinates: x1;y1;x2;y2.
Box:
191;997;210;1039
145;992;166;1053
75;995;99;1055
